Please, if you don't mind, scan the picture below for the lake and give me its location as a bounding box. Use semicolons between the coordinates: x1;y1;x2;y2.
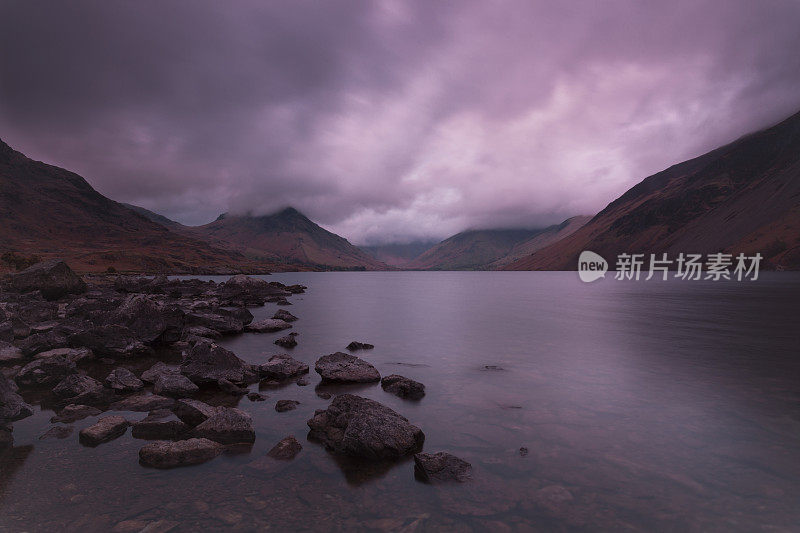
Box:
2;272;799;531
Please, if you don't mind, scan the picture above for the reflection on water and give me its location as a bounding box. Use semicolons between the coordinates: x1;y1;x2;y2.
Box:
1;272;799;531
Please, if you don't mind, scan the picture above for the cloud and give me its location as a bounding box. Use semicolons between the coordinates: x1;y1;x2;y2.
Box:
1;0;799;242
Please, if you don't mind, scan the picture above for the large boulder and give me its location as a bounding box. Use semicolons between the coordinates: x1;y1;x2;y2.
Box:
140;362;178;384
381;375;425;400
153;373;199;398
111;295;185;344
307;394;424;460
413;452;472;483
172;399;218;427
180;340;256;385
139;438;224;469
0;374;34;422
131;409;190;440
78;415;129;446
314;352;380;383
184;308;252;335
53;374;111;405
258;353;309;380
68;325;152;358
15;355;76;387
216;275;288;306
190;407;255;444
7;260;87;300
105;368;144;392
19;330;68;357
245;319;292;333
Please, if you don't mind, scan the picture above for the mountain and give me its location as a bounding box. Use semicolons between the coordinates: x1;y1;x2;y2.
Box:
360;240;438;267
194;208;389;270
504;110;800;270
406;228;544;270
489;216;592;268
122;203;185;231
0;139;277;274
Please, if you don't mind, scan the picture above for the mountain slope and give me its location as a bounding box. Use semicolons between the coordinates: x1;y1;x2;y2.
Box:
196;208;388;270
360;240;438;267
489;216;591;268
504;110;800;270
0;139;275;273
122;203;186;231
406;228;544;270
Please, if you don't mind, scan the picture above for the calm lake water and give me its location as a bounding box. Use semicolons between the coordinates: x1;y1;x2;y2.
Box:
2;272;799;531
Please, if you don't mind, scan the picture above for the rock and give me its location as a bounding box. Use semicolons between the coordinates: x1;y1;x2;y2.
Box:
191;407;255;444
274;334;297;349
532;485;574;514
381;375;425;400
0;426;13;449
282;284;306;294
153;373;199;398
258;353;309;380
275;298;291;306
51;404;102;423
184;308;250;335
247;392;266;402
112;295;185;344
40;425;74;440
7;260;87;300
180;340;256;385
53;374;111;405
131;409;190;440
519;447;529;457
275;400;299;412
0;374;34;421
181;326;221;340
0;321;13;343
0;341;24;363
139;438;224;469
314;352;380;383
140;362;178;384
15;355;76;387
267;435;302;460
172;399;219;427
216;275;287;306
110;393;175;412
245;319;292;333
346;341;374;351
272;309;298;322
217;378;246;396
34;347;94;363
105;368;144;392
79;415;129;446
413;452;472;483
316;391;332;400
296;376;310;386
19;330;68;356
68;325;152;358
307;394;424;460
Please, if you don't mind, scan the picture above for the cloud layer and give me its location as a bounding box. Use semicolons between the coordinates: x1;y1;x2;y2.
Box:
2;0;799;244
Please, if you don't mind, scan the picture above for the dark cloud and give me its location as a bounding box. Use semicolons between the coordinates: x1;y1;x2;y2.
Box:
2;0;799;242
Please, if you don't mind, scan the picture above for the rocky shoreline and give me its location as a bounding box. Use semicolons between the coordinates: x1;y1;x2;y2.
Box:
0;260;467;482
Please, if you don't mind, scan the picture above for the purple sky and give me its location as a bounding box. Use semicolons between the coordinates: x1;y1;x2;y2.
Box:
2;1;800;244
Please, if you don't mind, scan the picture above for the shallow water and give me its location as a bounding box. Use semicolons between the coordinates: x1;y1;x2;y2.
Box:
2;272;799;531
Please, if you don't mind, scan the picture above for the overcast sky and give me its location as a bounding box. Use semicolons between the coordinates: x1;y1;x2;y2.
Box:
2;1;799;244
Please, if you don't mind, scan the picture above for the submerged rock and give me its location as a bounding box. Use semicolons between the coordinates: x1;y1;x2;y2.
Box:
246;319;292;333
39;425;74;440
153;373;199;398
307;394;424;460
413;452;472;483
105;368;145;392
258;353;309;380
272;309;298;322
217;378;247;396
315;352;380;383
51;404;101;423
180;340;255;385
346;341;374;351
79;415;129;446
268;435;302;460
191;407;255;444
0;374;34;421
7;260;87;300
275;400;299;412
247;392;266;402
381;375;425;400
172;399;218;427
139;438;224;469
131;409;190;440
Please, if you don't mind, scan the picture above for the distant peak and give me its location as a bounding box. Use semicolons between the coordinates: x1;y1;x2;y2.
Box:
276;206;303;217
214;213;227;221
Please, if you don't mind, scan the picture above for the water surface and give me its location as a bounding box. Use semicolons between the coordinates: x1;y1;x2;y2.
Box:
2;272;799;531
